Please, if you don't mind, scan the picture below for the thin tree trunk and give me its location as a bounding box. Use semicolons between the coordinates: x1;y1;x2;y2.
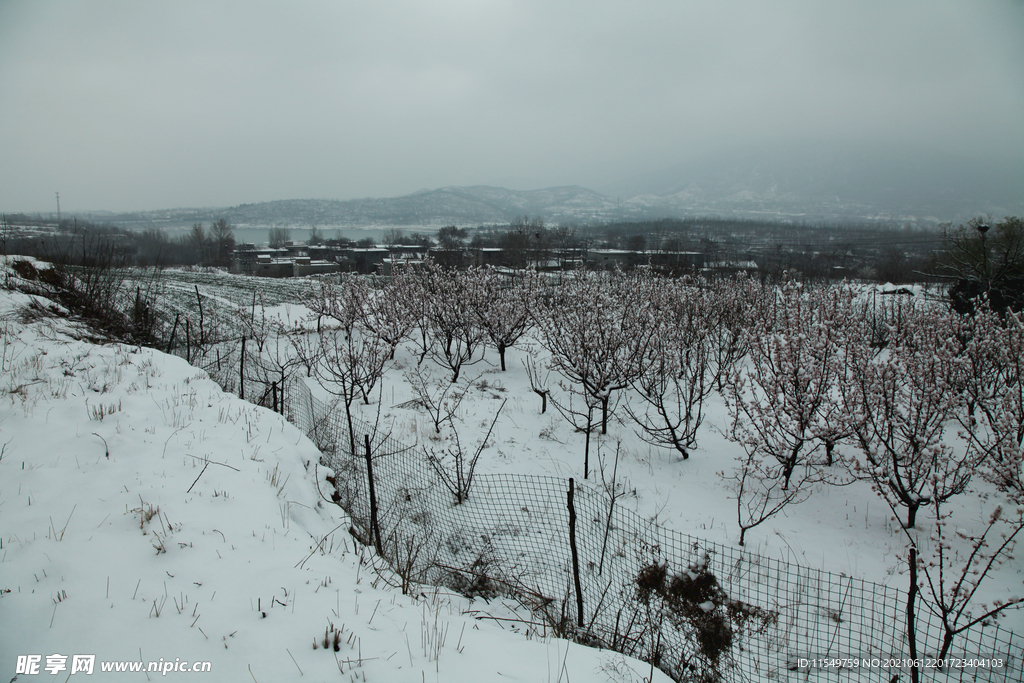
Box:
907;503;919;529
345;400;357;457
906;547;920;683
584;407;593;479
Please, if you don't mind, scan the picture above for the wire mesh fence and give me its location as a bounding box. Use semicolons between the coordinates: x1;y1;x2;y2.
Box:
284;376;1023;682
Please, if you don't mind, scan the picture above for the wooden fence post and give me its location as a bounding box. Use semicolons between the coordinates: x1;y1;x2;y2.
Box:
568;477;584;629
239;336;246;400
365;434;382;555
167;313;179;353
194;285;204;347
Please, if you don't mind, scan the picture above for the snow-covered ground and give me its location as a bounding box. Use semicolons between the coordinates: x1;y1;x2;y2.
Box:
3;263;1022;682
325;319;1024;616
0;280;671;682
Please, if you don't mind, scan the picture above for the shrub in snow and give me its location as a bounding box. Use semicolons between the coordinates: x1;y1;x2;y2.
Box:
635;554;777;682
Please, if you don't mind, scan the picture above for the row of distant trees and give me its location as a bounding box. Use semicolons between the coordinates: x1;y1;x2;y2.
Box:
3;212;1021;296
0;215;239;269
370;217;948;283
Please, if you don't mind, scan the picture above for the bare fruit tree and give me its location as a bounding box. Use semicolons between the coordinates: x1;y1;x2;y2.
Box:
726;281;851;489
402;363;471;435
705;273;767;392
418;259;486;382
236;289;307;412
301;275;395;455
424;399;505;504
534;268;658;436
908;496;1024;664
722;281;851;544
840;302;977;530
361;274;417;360
956;305;1024;501
463;266;538;371
627;276;716;460
725;444;815;547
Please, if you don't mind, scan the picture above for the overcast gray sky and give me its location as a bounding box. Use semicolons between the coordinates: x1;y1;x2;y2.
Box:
1;0;1021;213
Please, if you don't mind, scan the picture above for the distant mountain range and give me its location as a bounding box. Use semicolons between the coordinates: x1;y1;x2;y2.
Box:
92;143;1022;230
601;143;1023;225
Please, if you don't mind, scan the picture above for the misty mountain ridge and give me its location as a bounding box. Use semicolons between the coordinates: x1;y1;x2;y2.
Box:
92;144;1021;230
604;142;1023;224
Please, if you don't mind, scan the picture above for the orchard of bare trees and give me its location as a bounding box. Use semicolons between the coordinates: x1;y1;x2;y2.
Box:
214;259;1024;676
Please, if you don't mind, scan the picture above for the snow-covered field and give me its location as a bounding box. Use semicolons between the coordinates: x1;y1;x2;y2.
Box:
0;278;671;682
3;263;1022;682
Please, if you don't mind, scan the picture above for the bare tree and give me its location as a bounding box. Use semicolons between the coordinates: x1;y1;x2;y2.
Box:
534;268;657;435
402;363;471;435
725;281;850;489
268;227;291;248
909;498;1024;663
308;225;324;246
424;399;505;504
627;277;716;460
705;273;767;391
548;379;604;479
725;443;816;546
550;224;579;268
187;223;209;265
236;289;307;412
522;351;551;413
841;303;977;529
501;216;546;268
209;218;235;267
721;282;851;544
463;266;538;371
938;216;1024;314
956;305;1024;501
382;227;404;247
301;276;395;455
418;260;486;382
360;274;416;360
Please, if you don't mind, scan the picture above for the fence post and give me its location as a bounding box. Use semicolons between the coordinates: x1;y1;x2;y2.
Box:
239;336;246;400
194;285;204;347
568;477;584;629
365;434;383;556
167;313;179;353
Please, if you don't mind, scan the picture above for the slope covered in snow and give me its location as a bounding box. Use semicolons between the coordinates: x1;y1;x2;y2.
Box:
0;280;669;682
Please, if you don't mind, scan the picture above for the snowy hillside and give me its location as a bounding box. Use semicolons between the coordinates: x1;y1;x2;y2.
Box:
0;280;669;682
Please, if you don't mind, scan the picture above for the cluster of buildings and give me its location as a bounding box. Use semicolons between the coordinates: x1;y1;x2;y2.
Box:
231;242;718;278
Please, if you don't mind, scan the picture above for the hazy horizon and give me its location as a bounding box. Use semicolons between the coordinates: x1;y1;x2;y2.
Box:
2;1;1022;214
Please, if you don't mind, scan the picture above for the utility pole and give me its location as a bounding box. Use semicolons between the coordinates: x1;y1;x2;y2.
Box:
977;221;990;296
56;192;61;224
